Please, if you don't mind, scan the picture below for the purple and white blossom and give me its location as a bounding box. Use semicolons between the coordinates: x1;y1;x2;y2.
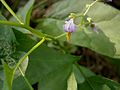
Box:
63;19;76;33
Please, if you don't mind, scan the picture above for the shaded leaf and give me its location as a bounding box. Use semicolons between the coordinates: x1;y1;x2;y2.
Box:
12;76;29;90
11;30;79;90
0;80;3;89
78;76;120;90
0;14;16;90
12;44;79;90
13;29;36;52
74;64;120;90
0;14;16;58
73;65;95;84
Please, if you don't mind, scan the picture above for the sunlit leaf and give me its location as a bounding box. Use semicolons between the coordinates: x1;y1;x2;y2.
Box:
87;2;120;58
67;72;77;90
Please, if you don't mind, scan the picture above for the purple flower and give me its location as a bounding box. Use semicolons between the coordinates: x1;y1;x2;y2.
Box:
91;23;98;33
106;0;112;2
93;25;97;32
63;19;76;33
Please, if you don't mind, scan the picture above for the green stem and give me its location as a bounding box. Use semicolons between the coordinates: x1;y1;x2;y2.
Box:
18;67;33;90
83;0;98;16
54;33;66;39
0;20;53;40
0;20;66;40
14;37;46;73
0;0;23;24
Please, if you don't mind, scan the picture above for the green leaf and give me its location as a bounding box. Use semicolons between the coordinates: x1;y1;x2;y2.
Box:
12;51;29;79
12;27;120;90
0;68;3;89
37;0;120;58
0;65;4;81
24;0;35;25
45;0;92;19
10;0;34;25
36;18;64;37
71;28;115;57
87;2;120;22
11;30;36;90
2;61;14;90
0;80;3;89
12;76;29;90
12;44;79;90
0;26;33;89
1;54;29;90
13;29;36;52
0;14;16;89
102;85;111;90
30;45;78;90
67;72;77;90
78;76;120;90
87;2;120;58
36;18;115;57
10;0;35;34
106;57;120;76
73;65;95;84
74;64;120;90
0;13;16;44
0;14;16;66
12;29;80;90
